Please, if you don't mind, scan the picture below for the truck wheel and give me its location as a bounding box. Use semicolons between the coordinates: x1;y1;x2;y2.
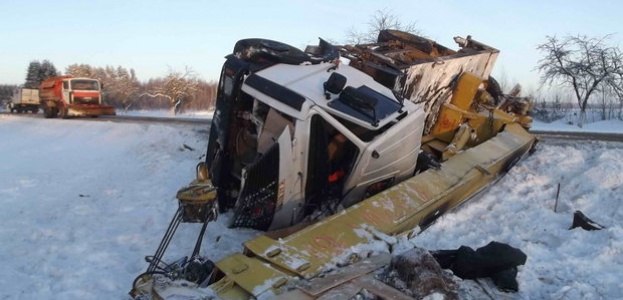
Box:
486;76;504;106
59;108;68;119
233;38;311;65
32;108;39;114
43;107;55;118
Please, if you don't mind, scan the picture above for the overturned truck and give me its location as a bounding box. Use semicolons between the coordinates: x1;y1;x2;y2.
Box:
130;30;536;299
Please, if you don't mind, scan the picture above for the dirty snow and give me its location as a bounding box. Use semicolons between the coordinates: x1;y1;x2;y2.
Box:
1;113;622;299
116;109;214;119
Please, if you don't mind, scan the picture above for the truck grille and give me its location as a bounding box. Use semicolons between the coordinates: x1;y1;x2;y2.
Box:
230;144;279;230
73;96;99;105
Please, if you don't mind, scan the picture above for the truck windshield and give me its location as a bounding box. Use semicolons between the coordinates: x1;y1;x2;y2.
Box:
71;80;100;91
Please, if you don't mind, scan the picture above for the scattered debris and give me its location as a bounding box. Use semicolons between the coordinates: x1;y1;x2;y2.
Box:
569;210;604;231
431;241;527;292
287;253;406;299
379;247;459;299
553;183;561;212
179;143;195;151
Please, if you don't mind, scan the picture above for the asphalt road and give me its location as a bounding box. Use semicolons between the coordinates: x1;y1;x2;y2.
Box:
529;130;623;143
3;111;622;142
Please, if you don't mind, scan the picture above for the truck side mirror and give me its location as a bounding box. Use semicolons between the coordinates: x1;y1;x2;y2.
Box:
323;72;346;99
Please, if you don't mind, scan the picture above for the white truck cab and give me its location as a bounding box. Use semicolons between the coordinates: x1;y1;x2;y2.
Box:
206;39;425;230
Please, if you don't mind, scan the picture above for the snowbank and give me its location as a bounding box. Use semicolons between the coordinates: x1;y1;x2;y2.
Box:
0;115;257;299
115;109;214;119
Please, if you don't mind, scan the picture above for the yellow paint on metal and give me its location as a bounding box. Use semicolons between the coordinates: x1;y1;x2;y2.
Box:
68;105;116;116
176;179;217;202
212;253;290;298
431;72;483;136
450;72;482;110
431;105;465;136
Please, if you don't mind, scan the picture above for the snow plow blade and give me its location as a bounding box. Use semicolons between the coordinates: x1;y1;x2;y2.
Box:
67;104;116;116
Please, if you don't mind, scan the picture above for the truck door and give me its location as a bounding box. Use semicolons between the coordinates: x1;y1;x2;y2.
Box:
228;127;294;231
267;127;298;230
62;80;71;104
304;115;359;215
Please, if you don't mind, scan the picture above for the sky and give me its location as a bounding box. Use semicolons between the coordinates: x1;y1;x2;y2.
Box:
0;112;621;299
1;0;622;93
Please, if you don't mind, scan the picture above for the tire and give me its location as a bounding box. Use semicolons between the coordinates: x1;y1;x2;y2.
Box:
59;108;68;119
43;107;53;118
487;76;503;106
234;38;309;65
233;38;338;65
43;107;58;118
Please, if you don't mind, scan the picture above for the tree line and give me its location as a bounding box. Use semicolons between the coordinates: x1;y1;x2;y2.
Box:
0;84;18;103
10;59;217;113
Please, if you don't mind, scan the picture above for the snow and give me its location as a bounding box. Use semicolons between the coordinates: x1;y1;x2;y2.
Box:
0;114;259;299
408;139;623;298
532;119;623;134
116;109;214;119
531;109;623;133
1;112;622;299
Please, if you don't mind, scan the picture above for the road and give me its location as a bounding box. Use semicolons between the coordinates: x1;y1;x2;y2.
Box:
0;111;211;126
2;111;622;142
529;130;623;142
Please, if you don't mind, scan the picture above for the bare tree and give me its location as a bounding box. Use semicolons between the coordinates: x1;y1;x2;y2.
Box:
140;67;199;115
66;64;141;109
494;66;512;93
64;63;217;111
109;67;140;110
345;8;421;44
597;84;621;121
536;35;623;127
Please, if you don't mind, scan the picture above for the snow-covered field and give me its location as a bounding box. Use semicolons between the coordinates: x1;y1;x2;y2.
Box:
1;113;622;299
532;118;623;134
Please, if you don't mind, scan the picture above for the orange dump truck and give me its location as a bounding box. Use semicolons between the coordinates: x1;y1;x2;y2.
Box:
39;76;116;118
